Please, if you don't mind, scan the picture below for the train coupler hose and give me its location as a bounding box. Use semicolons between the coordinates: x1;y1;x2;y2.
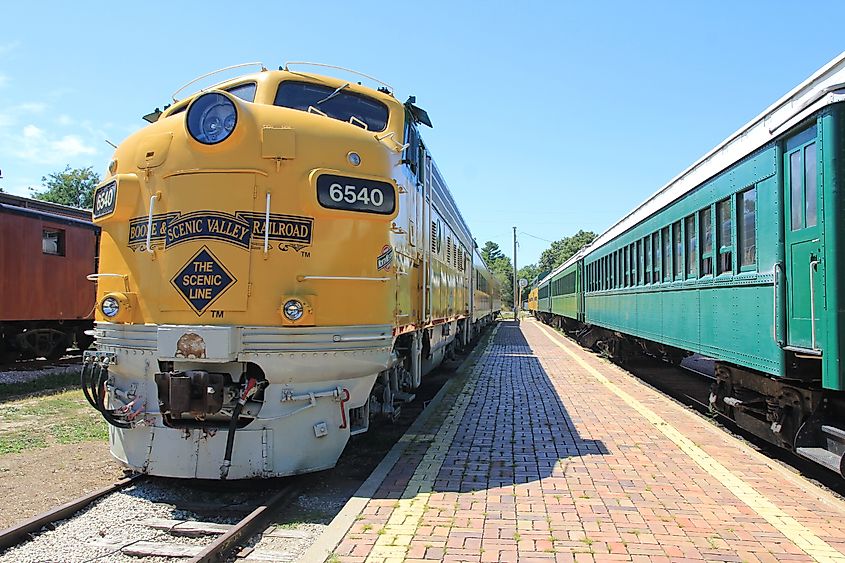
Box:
220;377;261;480
81;352;132;429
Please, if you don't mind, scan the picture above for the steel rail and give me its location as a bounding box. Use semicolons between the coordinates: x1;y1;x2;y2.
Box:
189;477;302;563
0;474;145;551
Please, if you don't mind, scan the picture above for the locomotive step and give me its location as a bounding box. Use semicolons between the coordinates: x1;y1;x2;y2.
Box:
796;446;845;475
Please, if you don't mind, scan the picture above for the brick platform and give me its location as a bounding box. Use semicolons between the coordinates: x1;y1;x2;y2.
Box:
315;320;845;563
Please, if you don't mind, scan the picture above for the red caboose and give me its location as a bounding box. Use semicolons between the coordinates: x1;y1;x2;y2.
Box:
0;193;98;360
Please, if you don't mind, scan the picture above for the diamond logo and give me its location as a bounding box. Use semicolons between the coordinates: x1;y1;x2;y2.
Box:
171;246;236;315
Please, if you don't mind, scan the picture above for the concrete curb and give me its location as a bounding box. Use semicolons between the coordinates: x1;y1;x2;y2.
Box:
299;323;499;563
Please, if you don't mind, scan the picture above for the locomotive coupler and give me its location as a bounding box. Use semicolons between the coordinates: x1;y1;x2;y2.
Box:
154;370;228;420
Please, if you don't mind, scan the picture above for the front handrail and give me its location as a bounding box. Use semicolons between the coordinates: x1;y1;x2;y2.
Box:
264;191;271;257
145;193;160;254
171;62;266;102
283;62;394;94
87;273;130;292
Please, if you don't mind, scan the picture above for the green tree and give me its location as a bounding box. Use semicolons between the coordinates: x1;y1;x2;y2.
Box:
30;165;100;209
480;240;505;263
480;241;514;309
537;230;597;273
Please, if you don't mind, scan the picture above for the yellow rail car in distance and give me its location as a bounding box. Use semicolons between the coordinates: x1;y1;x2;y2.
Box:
527;286;539;316
84;63;499;479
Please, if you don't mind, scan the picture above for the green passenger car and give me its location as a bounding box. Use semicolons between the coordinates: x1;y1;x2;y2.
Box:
534;53;845;476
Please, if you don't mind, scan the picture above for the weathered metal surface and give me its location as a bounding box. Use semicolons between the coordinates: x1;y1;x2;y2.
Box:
0;206;97;321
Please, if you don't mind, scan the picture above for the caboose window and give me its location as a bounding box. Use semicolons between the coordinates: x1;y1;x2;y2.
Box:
274;81;389;132
738;187;757;269
42;228;65;256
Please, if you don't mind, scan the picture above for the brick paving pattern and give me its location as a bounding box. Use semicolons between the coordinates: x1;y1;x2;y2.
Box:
329;320;845;562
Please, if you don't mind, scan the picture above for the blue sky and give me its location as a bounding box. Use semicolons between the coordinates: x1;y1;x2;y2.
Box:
1;1;844;267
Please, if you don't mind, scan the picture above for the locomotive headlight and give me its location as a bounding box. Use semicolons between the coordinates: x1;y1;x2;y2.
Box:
283;299;304;321
99;292;132;322
186;92;238;145
101;296;120;318
347;152;361;166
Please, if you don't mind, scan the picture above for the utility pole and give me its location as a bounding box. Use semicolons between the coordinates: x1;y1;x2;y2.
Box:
513;226;518;315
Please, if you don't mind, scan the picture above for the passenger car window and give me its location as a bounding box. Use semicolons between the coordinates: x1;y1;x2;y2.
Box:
685;215;697;278
652;233;660;282
673;222;682;279
804;143;817;228
274;81;389;132
717;199;732;275
737;188;756;269
700;208;713;276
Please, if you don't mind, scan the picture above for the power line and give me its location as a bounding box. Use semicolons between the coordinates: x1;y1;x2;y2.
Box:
519;231;557;244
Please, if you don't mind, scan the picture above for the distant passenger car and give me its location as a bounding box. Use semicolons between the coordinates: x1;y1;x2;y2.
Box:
0;193;98;360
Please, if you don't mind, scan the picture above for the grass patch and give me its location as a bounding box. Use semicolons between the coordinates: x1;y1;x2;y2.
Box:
0;388;108;456
0;370;80;400
0;431;48;454
51;413;108;444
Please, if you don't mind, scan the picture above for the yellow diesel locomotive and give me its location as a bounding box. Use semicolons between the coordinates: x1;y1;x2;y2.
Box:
526;286;538;317
83;63;500;479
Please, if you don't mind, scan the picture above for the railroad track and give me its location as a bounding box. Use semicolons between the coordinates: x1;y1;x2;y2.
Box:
0;474;303;562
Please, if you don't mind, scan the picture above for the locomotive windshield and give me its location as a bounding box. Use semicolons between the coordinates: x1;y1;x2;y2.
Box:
274;80;388;131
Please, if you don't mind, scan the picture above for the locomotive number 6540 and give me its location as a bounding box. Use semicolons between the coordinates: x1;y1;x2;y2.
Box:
316;173;395;215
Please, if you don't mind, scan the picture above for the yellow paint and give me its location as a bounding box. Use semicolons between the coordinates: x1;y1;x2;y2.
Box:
535;321;845;563
527;286;538;312
91;68;496;330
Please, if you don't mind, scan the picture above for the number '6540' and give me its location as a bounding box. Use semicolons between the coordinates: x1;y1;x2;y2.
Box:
328;184;385;207
316;174;395;215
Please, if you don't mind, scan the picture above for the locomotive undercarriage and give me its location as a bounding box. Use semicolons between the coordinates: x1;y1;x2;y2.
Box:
87;322;391;479
86;320;471;479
